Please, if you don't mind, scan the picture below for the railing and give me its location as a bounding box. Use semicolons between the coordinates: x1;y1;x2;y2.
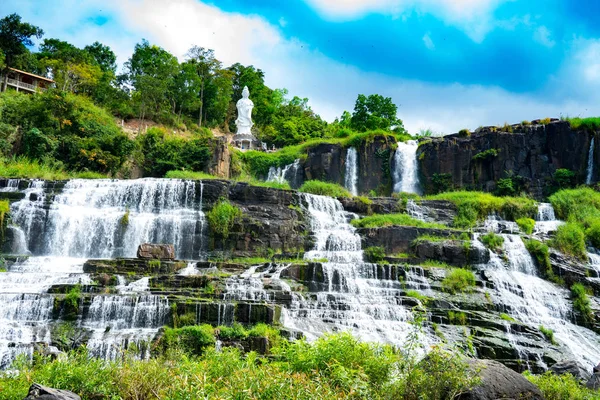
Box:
0;76;46;92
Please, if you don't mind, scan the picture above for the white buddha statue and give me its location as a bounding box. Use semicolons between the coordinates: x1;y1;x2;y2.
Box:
236;86;254;135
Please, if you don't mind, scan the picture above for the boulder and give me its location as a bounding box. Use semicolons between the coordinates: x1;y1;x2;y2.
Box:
587;363;600;390
24;383;80;400
136;243;175;260
458;359;545;400
550;360;591;382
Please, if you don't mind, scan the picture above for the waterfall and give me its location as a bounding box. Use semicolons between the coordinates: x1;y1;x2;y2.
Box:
534;203;563;235
267;159;301;186
477;234;600;370
344;148;359;196
281;193;429;347
0;178;210;368
392;140;421;194
587;137;595;185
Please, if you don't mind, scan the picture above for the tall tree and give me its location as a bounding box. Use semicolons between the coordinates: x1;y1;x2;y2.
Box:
125;39;179;126
84;42;117;73
350;94;403;132
185;46;221;127
0;13;44;91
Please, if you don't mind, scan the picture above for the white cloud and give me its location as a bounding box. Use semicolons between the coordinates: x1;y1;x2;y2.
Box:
534;26;555;48
422;32;434;49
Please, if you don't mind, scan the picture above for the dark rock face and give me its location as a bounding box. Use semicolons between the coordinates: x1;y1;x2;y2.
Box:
550;360;591;382
458;359;545;400
303;143;345;186
137;243;176;260
414;240;489;266
418;121;596;198
24;383;81;400
357;226;459;254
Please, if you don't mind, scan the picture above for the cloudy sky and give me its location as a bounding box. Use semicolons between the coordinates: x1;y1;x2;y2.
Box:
4;0;600;133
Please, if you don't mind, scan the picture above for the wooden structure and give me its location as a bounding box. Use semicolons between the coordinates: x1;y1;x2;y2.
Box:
0;68;54;93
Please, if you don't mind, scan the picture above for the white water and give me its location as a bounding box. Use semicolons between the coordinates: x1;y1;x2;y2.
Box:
282;193;428;347
534;203;564;235
587;137;595;185
0;178;210;368
344;147;359;196
392;140;421;194
480;235;600;369
267;159;301;186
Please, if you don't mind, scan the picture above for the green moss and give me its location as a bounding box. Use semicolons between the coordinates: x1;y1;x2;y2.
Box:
298;180;352;198
405;290;430;303
499;313;515;322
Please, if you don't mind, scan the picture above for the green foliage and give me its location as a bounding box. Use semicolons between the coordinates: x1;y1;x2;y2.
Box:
207;198;242;239
158;325;215;356
472;148;499;162
566;116;600;132
524;239;552;274
552;222;587;260
553;168;576;190
0;13;44;77
0;157;106;179
62;285;81;320
119;208;129;227
164;170;218;180
430;173;453;194
364;246;386;263
442;268;476;294
447;311;467;325
351;213;447;229
571;283;595;324
495;177;516;196
405;290;430;303
525;371;598;400
516;217;535;235
427;191;537;228
480;232;504;252
350;94;404;132
500;313;515;322
550;188;600;250
539;325;557;345
458;129;471;137
298;180;352;198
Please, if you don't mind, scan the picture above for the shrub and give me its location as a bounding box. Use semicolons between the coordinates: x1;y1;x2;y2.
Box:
351;213;447;229
447;311;467;325
431;173;453;194
516;217;535;235
298;180;352;198
521;120;531;126
480;232;504;252
207;198;242;239
364;246;386;263
500;123;513;133
540;118;552;125
539;325;557;345
586;220;600;249
567;116;600;132
553;169;576;189
495;178;516;196
524;239;551;274
472;148;499;162
552;223;587;260
158;325;215;356
571;283;594;324
63;285;81;320
405;290;430;303
525;371;597;400
458;129;471;137
442;268;476;294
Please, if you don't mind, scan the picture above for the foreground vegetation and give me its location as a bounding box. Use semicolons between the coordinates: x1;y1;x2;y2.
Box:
0;331;480;400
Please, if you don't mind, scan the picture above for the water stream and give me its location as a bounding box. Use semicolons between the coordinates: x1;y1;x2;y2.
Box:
392;140;421;194
344;147;359;196
587;137;595;185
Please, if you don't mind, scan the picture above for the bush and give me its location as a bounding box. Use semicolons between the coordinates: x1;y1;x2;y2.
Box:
525;371;598;400
571;283;594;324
447;311;467;325
586;220;600;249
524;239;551;274
480;232;504;252
567;116;600;132
158;325;215;356
539;325;557;345
472;148;499;162
552;222;587;260
442;268;476;294
458;129;471;137
206;198;242;239
364;246;386;263
553;169;576;189
430;173;453;194
351;213;447;229
298;180;352;198
495;178;516;196
516;217;535;235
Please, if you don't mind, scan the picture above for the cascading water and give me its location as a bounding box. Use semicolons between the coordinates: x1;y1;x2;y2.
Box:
0;178;209;368
281;193;429;346
392;140;421;194
477;233;600;369
344;147;359;196
587;137;595;185
534;203;563;235
267;159;301;186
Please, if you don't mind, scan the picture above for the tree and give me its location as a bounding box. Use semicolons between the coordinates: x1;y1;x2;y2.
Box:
186;46;221;127
168;60;201;122
0;13;44;91
125;39;179;126
228;63;274;129
350;94;403;132
84;42;117;73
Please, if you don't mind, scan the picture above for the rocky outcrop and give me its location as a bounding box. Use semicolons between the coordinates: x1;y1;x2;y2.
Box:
137;244;175;260
550;360;591;382
24;383;81;400
458;359;545;400
418;121;597;198
357;226;460;254
207;137;231;178
414;240;489;266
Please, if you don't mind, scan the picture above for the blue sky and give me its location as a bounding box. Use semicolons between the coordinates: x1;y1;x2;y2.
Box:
4;0;600;133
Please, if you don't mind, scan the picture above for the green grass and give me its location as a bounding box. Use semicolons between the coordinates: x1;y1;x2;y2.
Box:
516;217;535;235
442;268;476;294
298;180;352;198
480;232;504;252
420;259;453;268
552;222;587;261
351;213;448;229
426;191;537;228
447;311;467;325
539;325;557;345
499;313;516;322
524;239;552;275
206;198;243;239
405;290;430;303
0;157;107;180
364;246;386;263
565;116;600;132
471;148;499;162
165;170;220;180
571;283;594;324
525;371;599;400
